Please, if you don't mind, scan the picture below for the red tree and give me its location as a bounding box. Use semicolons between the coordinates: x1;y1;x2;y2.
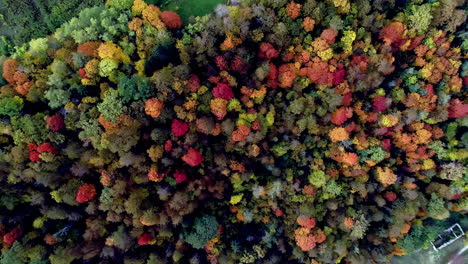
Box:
258;43;279;60
171;119;189;137
173;170;187;183
182;148;204;167
3;226;22;248
161;11;182;29
372;96;390;112
331;107;353;125
76;184;97;203
138;233;154;245
213;82;234;100
46;114;65;131
448;99;468;118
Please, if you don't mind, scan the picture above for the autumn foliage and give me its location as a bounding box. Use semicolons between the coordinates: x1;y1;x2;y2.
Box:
161;10;182;29
75;184;97;203
0;0;466;263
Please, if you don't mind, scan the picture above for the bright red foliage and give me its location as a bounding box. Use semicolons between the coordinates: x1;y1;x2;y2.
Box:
182;148;204;167
332;68;346;85
37;142;58;154
78;68;89;79
265;63;279;88
29;151;41;162
331;107;353;125
28;143;41;162
164;140;173;152
138;233;154;245
173;170;187;183
171;119;189;137
451;193;462;200
28;142;58;161
213;82;234;100
3;227;22;248
424;84;434;97
76;184;97;203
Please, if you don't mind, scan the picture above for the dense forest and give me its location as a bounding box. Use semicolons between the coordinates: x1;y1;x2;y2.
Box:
0;0;467;263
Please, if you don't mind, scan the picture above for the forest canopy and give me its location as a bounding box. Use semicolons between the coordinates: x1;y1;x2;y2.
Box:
0;0;467;263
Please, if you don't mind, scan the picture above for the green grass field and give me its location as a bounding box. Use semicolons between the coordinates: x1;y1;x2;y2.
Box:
159;0;225;23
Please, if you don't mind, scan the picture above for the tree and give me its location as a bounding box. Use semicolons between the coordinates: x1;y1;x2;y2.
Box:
161;11;182;29
182;148;204;167
76;184;97;203
405;4;433;35
97;89;125;123
144;98;164;118
375;167;397;187
106;0;133;10
185;215;218;249
144;45;180;76
44;88;71;109
11;114;49;144
2;58;18;84
427;193;449;220
0;96;23;117
117;74;151;103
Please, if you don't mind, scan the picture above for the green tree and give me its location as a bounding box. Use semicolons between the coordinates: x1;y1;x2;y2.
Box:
397;224;442;254
308;169;328;188
11;113;49;144
0;96;23;117
106;0;133;10
427;193;449;219
97;89;124;123
55;6;130;44
0;241;28;264
185;215;218;249
405;4;433;35
44;88;71;109
118;74;152;103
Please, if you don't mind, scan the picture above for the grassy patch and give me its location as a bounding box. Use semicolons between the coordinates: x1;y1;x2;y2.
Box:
157;0;225;24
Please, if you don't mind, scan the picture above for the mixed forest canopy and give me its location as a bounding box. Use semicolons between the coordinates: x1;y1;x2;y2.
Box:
0;0;467;263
